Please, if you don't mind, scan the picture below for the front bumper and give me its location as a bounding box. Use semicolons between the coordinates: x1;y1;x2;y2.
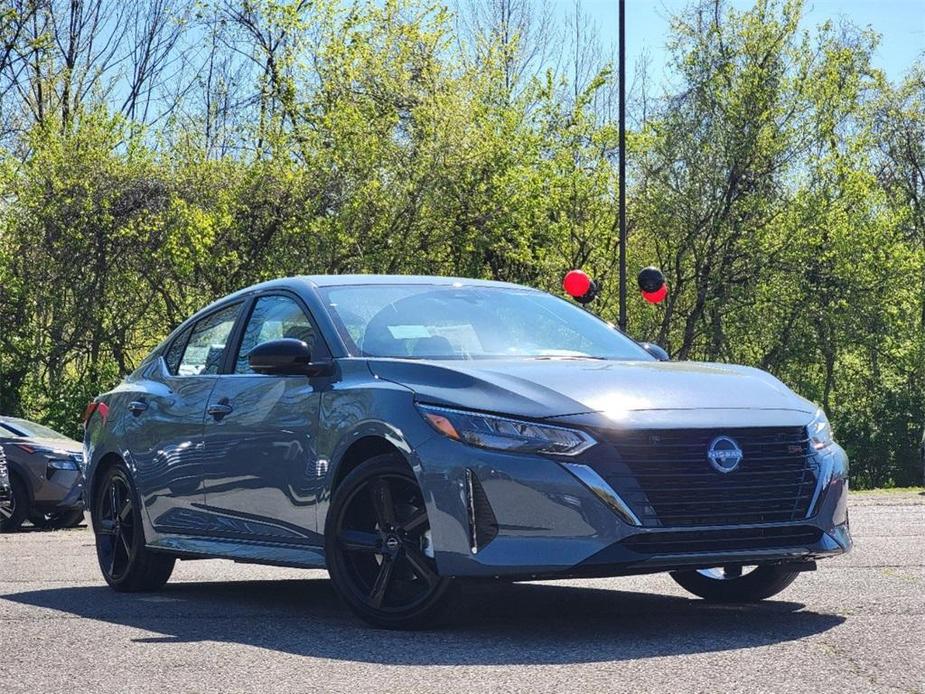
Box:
417;435;851;578
32;474;85;513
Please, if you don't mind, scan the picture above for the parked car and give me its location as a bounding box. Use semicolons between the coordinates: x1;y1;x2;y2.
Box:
83;275;852;628
0;417;85;532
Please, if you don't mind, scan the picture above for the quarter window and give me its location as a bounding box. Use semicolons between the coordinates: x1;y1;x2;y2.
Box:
235;295;316;374
164;326;192;375
178;304;242;376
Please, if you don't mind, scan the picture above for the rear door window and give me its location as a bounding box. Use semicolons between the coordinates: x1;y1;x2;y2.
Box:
178;304;242;376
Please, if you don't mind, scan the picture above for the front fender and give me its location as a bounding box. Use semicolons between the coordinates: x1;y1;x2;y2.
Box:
316;361;439;534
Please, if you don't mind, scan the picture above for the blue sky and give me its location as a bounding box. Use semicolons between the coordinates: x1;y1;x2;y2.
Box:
578;0;924;83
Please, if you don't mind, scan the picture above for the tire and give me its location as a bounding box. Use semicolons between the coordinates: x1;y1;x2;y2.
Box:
671;564;800;602
30;509;85;529
324;454;457;629
0;473;30;533
92;462;175;591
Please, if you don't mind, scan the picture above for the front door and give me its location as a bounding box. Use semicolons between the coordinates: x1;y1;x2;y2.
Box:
200;294;326;544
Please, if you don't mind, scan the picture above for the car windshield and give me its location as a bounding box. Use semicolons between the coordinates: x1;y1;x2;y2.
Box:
320;284;653;361
0;417;71;441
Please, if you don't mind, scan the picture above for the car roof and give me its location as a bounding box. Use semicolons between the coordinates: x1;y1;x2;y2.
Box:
260;274;531;290
211;274;536;306
301;274;531;289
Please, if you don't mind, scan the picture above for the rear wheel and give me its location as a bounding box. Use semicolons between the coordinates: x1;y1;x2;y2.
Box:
671;564;800;602
325;455;456;629
0;474;30;533
92;463;175;591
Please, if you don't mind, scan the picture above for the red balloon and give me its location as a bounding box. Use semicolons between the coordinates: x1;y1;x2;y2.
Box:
563;270;592;298
642;285;668;304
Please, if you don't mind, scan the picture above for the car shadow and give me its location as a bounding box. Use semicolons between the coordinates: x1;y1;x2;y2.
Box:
4;578;844;665
15;523;88;533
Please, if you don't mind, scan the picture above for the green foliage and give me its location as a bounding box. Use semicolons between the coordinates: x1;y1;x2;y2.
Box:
0;0;921;486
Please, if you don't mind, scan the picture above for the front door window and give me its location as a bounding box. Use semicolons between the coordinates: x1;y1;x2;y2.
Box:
235;295;316;374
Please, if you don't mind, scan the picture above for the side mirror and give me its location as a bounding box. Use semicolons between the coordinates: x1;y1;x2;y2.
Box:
248;339;333;376
641;342;670;361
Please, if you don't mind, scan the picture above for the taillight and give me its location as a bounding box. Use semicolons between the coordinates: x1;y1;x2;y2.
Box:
82;401;98;428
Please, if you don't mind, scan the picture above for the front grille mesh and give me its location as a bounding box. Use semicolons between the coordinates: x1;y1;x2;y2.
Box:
599;427;817;527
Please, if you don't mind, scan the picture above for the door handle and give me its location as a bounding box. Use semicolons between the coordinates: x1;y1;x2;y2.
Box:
207;403;233;420
128;400;148;415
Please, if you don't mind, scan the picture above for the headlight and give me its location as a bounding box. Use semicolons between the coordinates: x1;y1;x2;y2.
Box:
807;408;848;487
47;459;80;472
808;408;835;450
16;444;83;466
417;404;596;456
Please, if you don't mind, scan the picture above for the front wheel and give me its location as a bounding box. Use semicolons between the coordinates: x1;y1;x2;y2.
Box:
671;564;800;602
92;463;175;591
30;509;85;529
324;455;457;629
0;474;30;532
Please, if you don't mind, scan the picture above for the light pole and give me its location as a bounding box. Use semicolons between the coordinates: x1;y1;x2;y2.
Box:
617;0;627;332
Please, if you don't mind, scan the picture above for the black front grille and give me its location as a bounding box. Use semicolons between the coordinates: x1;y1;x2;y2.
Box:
600;427;817;527
621;525;823;555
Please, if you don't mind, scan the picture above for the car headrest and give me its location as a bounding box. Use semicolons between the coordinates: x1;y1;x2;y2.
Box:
283;326;314;346
410;336;455;358
203;345;225;374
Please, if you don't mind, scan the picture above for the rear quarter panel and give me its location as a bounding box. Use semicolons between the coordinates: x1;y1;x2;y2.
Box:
83;377;147;527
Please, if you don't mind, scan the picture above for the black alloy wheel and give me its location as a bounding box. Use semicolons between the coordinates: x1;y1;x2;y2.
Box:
325;455;456;629
92;463;175;591
671;564;800;602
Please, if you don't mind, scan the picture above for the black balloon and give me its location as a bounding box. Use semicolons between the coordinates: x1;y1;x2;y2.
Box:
576;280;599;304
637;266;665;293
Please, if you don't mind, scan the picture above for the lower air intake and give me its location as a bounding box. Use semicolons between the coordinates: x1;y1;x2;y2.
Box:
465;469;498;553
621;525;823;555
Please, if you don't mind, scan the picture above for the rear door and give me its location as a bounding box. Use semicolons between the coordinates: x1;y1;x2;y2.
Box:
126;302;243;534
199;293;327;544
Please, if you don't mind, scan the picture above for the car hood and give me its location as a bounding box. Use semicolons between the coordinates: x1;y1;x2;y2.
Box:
369;358;816;422
0;436;82;455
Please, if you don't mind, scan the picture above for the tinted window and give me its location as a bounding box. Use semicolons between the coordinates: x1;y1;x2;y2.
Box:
178;304;241;376
235;295;315;374
164;325;192;375
319;285;652;360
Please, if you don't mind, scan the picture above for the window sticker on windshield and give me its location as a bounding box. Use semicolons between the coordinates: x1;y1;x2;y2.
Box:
387;325;431;339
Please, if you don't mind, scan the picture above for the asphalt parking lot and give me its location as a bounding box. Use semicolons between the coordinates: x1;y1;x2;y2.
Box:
1;492;923;693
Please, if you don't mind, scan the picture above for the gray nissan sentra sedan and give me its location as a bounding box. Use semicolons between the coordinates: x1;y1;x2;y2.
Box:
83;275;851;628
